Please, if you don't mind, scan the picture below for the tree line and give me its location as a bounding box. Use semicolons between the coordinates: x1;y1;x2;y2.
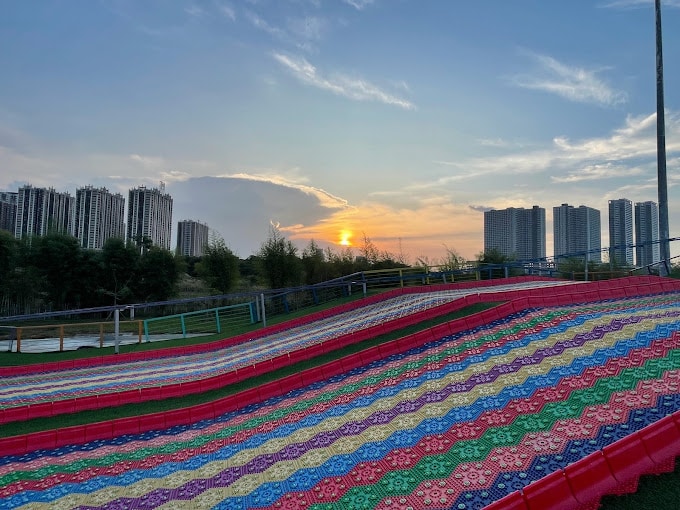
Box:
0;227;413;316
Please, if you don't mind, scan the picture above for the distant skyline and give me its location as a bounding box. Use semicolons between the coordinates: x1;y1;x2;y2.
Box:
2;1;680;262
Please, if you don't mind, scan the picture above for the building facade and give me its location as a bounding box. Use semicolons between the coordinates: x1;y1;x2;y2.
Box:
0;191;17;233
74;186;125;250
15;185;74;239
483;206;546;260
176;220;209;257
127;185;173;250
553;203;601;263
608;198;634;266
635;201;661;268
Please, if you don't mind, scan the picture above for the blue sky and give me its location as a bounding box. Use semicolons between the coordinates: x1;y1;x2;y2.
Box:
2;0;680;263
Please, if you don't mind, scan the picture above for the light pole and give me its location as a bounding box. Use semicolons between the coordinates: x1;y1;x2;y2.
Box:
655;0;671;267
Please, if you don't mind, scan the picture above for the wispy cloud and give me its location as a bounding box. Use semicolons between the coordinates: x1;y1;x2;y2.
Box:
215;1;236;21
246;11;287;39
551;162;645;183
221;171;350;210
430;110;680;186
509;51;627;107
272;52;416;110
343;0;376;10
184;5;205;18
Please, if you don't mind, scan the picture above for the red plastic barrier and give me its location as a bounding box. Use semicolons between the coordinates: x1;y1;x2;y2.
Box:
57;426;86;445
113;417;141;436
85;422;114;441
181;380;203;395
27;402;54;420
97;393;121;408
522;470;579;510
564;450;618;505
190;403;215;423
163;408;191;428
140;386;162;401
637;414;680;465
30;430;58;451
258;381;282;402
482;491;528;510
77;395;101;411
118;390;142;406
602;433;655;483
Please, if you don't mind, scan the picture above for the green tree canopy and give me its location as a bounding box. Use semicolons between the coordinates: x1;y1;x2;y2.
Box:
258;225;302;289
196;238;240;294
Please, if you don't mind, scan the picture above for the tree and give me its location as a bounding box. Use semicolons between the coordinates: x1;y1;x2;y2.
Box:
301;239;326;284
32;233;84;309
134;246;182;301
476;249;517;280
100;238;139;305
196;238;240;294
258;225;302;289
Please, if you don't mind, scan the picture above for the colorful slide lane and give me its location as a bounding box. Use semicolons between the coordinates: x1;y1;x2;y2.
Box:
0;278;581;425
2;287;680;509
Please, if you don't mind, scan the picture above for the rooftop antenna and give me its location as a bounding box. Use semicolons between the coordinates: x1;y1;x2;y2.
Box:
655;0;670;266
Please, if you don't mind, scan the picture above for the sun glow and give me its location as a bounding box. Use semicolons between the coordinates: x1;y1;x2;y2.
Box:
339;230;353;246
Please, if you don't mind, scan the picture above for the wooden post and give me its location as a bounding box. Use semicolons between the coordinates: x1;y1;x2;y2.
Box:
59;325;64;352
16;328;21;353
99;323;104;348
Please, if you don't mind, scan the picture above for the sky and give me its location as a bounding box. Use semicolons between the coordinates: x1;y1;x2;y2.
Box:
2;0;680;264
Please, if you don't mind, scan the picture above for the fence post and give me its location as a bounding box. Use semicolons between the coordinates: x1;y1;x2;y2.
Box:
180;314;187;338
114;308;120;354
16;327;21;353
260;293;267;328
138;321;142;344
215;309;221;334
99;323;104;348
59;325;64;352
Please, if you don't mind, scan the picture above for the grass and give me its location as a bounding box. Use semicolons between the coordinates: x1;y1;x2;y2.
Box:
0;291;381;365
599;461;680;510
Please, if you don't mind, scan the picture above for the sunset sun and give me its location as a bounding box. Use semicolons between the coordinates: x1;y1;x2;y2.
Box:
339;230;353;246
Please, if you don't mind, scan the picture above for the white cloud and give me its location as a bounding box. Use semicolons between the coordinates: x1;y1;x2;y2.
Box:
343;0;376;10
221;171;350;210
184;5;205;18
246;11;287;39
215;1;236;21
430;110;680;187
510;51;627;107
272;52;416;110
551;162;645;183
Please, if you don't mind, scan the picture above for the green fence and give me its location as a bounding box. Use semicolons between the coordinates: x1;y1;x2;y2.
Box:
143;302;256;342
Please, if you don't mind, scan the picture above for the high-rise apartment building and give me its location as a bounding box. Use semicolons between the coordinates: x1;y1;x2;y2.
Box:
127;185;173;250
15;185;74;239
74;186;125;250
176;220;209;257
0;191;17;233
635;201;661;268
483;206;546;260
608;198;634;266
553;203;601;263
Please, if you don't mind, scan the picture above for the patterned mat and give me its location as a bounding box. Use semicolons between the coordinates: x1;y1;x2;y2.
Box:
0;281;577;409
1;292;679;509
